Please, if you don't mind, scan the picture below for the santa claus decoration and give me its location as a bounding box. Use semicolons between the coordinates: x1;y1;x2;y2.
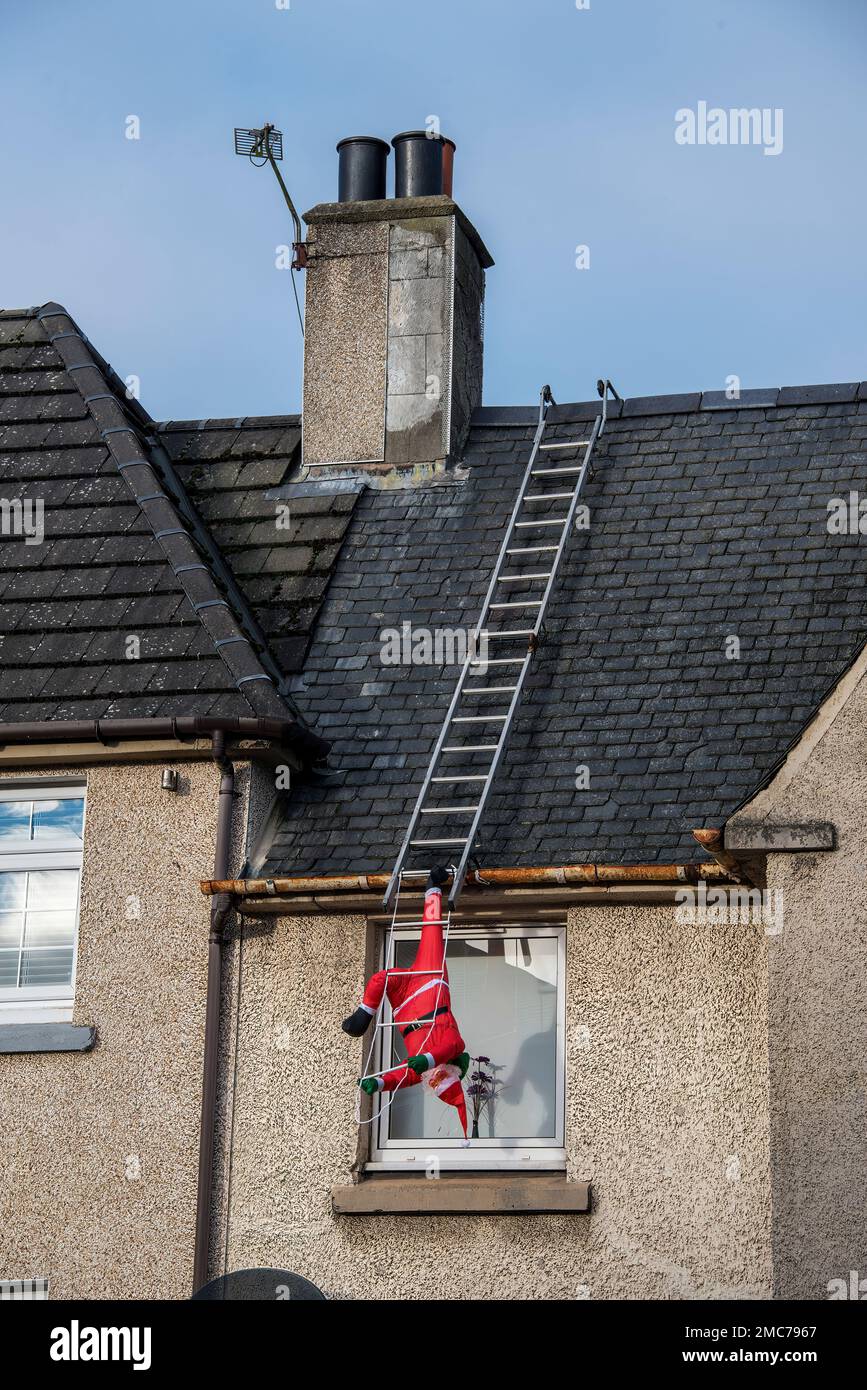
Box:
342;865;469;1137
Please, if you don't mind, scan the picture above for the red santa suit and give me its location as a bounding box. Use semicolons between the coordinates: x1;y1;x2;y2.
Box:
357;880;467;1132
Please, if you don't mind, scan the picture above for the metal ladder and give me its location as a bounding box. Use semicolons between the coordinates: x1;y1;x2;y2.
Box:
383;378;621;910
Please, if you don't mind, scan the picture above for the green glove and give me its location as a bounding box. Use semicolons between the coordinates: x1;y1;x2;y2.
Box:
455;1051;470;1079
359;1077;380;1095
406;1054;429;1075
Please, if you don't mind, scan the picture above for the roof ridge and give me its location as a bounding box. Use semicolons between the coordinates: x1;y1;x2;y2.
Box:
33;303;298;722
473;380;867;428
156;414;301;432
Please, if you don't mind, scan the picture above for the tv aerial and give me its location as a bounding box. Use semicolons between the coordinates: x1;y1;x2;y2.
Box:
234;122;307;335
234;123;307;269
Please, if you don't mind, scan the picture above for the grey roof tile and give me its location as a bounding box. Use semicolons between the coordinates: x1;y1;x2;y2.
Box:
160;417;361;676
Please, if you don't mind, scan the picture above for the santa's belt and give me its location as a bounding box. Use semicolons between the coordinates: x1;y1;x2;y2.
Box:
400;1006;449;1039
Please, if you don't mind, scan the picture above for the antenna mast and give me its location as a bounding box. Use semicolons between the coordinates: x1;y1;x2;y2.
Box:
233;123;308;270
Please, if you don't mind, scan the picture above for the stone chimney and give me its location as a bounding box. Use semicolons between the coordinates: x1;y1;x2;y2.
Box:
300;134;493;478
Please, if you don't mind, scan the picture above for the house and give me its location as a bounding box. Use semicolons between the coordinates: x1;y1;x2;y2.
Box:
2;133;866;1301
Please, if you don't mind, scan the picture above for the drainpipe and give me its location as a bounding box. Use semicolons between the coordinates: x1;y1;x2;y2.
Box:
193;731;235;1292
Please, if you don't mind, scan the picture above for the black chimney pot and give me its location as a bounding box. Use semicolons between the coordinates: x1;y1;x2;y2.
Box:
392;130;456;199
336;136;390;203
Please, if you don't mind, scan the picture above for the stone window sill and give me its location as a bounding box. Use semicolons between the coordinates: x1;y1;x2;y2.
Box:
0;1023;96;1054
332;1172;590;1215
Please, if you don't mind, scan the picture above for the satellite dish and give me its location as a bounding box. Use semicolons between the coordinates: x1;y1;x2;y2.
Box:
191;1268;326;1301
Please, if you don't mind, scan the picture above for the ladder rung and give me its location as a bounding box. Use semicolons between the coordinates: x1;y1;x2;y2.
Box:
453;714;508;723
420;805;481;815
485;629;533;638
524;492;572;502
498;573;552;582
489;600;543;608
431;774;488;783
389;917;450;928
531;466;584;476
468;657;524;666
384;966;447;973
410;837;468;846
463;684;518;694
539;440;589;449
442;744;498;753
507;545;558;555
514;518;568;527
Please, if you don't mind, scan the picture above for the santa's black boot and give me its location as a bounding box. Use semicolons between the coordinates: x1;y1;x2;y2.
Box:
342;1007;374;1037
427;865;450;890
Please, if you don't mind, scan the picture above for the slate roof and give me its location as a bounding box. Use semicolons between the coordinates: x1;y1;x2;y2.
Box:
0;306;310;724
263;385;867;872
157;419;360;674
5;300;867;872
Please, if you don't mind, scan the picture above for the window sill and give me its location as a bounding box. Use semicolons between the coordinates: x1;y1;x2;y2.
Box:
0;1023;96;1054
332;1172;590;1216
0;1002;73;1025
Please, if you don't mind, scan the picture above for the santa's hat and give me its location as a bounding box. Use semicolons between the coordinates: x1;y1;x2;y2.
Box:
423;1062;468;1138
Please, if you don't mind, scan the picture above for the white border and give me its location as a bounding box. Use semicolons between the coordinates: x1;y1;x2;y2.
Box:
0;782;86;1019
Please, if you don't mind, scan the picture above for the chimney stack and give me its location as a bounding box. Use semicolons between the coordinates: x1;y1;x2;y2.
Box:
301;130;493;478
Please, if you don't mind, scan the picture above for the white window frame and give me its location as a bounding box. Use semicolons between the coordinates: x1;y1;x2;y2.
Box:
368;923;566;1172
0;782;86;1024
0;1277;49;1300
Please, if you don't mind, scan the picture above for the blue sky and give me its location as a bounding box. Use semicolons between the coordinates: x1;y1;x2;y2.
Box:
2;0;865;419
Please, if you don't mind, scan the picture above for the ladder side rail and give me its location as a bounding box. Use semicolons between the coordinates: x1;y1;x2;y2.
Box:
447;647;534;905
382;649;486;908
382;388;553;910
531;412;602;638
450;410;603;905
470;389;552;641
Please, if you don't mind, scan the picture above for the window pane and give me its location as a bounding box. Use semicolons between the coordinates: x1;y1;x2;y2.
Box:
23;911;76;949
31;798;84;843
0;913;23;948
0;949;19;987
0;802;31;844
0;873;27;911
386;933;559;1143
26;870;79;911
19;947;74;987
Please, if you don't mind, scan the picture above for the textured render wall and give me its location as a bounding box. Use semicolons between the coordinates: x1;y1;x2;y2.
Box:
568;905;770;1300
302;219;389;466
729;653;867;1299
0;760;248;1300
216;902;770;1300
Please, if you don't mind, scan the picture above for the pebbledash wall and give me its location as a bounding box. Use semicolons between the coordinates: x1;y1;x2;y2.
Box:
0;757;251;1301
728;643;867;1301
213;901;772;1301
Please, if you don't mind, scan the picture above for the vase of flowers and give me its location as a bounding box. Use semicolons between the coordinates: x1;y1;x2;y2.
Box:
466;1055;497;1139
